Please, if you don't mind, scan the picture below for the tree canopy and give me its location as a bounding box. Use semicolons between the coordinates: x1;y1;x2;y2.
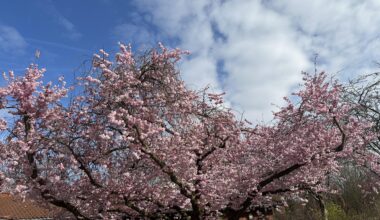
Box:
0;44;378;219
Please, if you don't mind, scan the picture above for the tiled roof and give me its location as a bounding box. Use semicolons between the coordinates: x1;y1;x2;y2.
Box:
0;193;53;220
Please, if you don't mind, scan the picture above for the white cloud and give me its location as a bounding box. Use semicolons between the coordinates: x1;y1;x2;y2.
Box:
0;25;27;55
114;23;157;51
267;0;380;77
57;16;81;40
131;0;380;122
180;55;219;89
42;0;82;40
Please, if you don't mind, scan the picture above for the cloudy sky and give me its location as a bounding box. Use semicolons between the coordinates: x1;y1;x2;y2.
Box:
1;0;380;122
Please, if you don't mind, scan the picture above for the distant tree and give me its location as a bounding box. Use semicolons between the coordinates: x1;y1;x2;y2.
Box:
0;44;376;219
343;72;380;175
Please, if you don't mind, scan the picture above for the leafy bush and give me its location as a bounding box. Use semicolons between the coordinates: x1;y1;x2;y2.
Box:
326;202;346;220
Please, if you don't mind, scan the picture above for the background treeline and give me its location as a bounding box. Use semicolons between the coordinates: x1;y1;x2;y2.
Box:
275;164;380;220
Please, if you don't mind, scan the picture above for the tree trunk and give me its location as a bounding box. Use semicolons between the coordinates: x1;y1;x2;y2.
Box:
311;191;328;220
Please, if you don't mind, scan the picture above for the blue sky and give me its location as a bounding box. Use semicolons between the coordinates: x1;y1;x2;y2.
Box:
2;0;380;122
0;0;153;82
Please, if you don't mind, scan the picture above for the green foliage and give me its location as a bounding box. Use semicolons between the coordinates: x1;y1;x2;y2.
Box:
325;202;346;220
274;164;380;220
